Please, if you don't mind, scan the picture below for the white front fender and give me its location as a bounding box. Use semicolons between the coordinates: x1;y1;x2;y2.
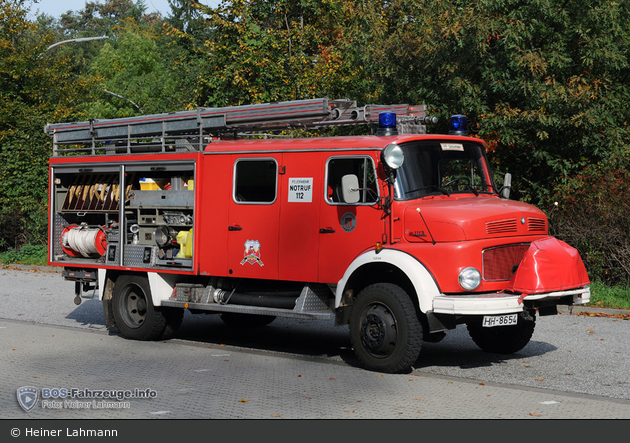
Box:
335;249;440;313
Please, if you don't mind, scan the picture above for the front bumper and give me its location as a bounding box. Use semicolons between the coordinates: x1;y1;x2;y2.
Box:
432;286;590;316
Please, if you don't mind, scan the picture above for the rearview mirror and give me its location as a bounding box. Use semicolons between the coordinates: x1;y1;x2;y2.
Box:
341;174;360;204
500;173;512;199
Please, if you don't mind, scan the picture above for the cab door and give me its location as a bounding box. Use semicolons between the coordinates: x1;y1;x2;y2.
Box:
318;154;384;284
227;155;281;279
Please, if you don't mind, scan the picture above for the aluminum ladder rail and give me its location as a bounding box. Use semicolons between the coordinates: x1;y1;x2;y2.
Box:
44;97;426;156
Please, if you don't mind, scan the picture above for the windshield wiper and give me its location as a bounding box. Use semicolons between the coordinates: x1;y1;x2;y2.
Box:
405;185;450;196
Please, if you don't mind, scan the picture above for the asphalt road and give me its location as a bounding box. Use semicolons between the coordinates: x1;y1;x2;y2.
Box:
2;265;629;403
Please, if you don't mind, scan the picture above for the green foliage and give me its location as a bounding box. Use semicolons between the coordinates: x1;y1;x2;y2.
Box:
193;0;364;106
57;0;159;38
84;22;183;117
349;0;630;206
0;243;47;266
0;0;95;249
549;164;630;285
589;280;630;310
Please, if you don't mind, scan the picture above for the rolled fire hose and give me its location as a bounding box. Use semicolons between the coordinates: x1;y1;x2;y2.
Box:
61;225;107;258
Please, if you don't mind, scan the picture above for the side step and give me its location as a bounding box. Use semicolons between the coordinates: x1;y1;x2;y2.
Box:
161;284;335;321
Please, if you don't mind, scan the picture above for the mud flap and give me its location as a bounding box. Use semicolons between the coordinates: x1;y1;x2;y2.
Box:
103;299;116;328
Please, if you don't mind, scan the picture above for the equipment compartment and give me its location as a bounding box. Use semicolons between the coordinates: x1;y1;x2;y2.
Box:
50;161;196;270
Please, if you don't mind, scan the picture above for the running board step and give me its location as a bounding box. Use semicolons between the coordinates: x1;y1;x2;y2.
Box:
162;283;335;321
161;300;334;320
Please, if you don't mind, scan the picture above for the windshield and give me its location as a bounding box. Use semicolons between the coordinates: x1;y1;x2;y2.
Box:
393;140;495;200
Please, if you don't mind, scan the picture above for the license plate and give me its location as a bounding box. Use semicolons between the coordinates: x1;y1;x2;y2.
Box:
482;314;518;327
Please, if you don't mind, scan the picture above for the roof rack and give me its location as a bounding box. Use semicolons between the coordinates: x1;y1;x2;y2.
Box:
45;97;427;156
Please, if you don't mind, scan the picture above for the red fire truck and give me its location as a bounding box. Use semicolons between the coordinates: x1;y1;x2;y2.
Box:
45;98;590;373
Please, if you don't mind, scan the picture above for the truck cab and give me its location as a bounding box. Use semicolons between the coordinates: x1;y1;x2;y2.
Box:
46;99;590;373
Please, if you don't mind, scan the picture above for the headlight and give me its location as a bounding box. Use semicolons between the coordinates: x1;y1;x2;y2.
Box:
459;267;481;290
381;143;404;169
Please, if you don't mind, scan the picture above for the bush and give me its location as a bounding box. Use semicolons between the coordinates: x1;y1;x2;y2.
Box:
549;165;630;286
0;244;47;266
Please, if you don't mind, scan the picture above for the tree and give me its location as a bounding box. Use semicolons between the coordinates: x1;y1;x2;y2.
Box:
192;0;364;106
0;0;94;248
349;0;630;206
58;0;160;39
84;22;185;117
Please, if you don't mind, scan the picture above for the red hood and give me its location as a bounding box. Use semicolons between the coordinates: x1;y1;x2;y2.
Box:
402;195;548;242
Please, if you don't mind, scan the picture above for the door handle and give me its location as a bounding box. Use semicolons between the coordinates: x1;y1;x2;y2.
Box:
319;228;335;234
228;225;243;231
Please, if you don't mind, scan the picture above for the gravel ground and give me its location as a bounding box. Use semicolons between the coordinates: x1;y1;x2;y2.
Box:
1;265;629;401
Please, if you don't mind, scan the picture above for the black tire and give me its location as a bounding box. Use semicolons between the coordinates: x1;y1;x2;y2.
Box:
220;312;276;328
161;308;184;340
467;310;536;354
111;275;167;341
349;283;423;373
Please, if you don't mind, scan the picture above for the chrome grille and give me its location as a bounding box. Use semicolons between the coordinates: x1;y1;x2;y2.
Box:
482;243;530;281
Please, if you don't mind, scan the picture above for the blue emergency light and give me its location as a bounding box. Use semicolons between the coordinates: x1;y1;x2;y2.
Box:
449;114;468;136
377;112;398;136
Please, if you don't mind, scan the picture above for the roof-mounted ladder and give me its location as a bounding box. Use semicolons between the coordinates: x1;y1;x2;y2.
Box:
45;97;427;156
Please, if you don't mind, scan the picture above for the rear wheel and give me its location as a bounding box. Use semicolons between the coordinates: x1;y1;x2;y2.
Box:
467;310;536;354
349;283;423;373
112;275;167;341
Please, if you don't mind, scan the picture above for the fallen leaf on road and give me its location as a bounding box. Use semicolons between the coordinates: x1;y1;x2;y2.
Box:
529;412;542;417
239;399;248;403
535;377;544;381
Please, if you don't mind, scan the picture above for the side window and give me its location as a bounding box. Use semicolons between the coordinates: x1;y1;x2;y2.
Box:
326;156;378;204
234;159;278;204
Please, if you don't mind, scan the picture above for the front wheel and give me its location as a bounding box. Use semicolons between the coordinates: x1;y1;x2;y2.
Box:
111;275;168;341
467;310;536;354
349;283;423;373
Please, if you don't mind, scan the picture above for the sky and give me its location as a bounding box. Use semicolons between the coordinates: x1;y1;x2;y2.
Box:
30;0;221;19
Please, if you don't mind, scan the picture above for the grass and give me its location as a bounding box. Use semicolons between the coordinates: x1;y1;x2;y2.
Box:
0;244;48;267
587;280;630;310
2;244;630;310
